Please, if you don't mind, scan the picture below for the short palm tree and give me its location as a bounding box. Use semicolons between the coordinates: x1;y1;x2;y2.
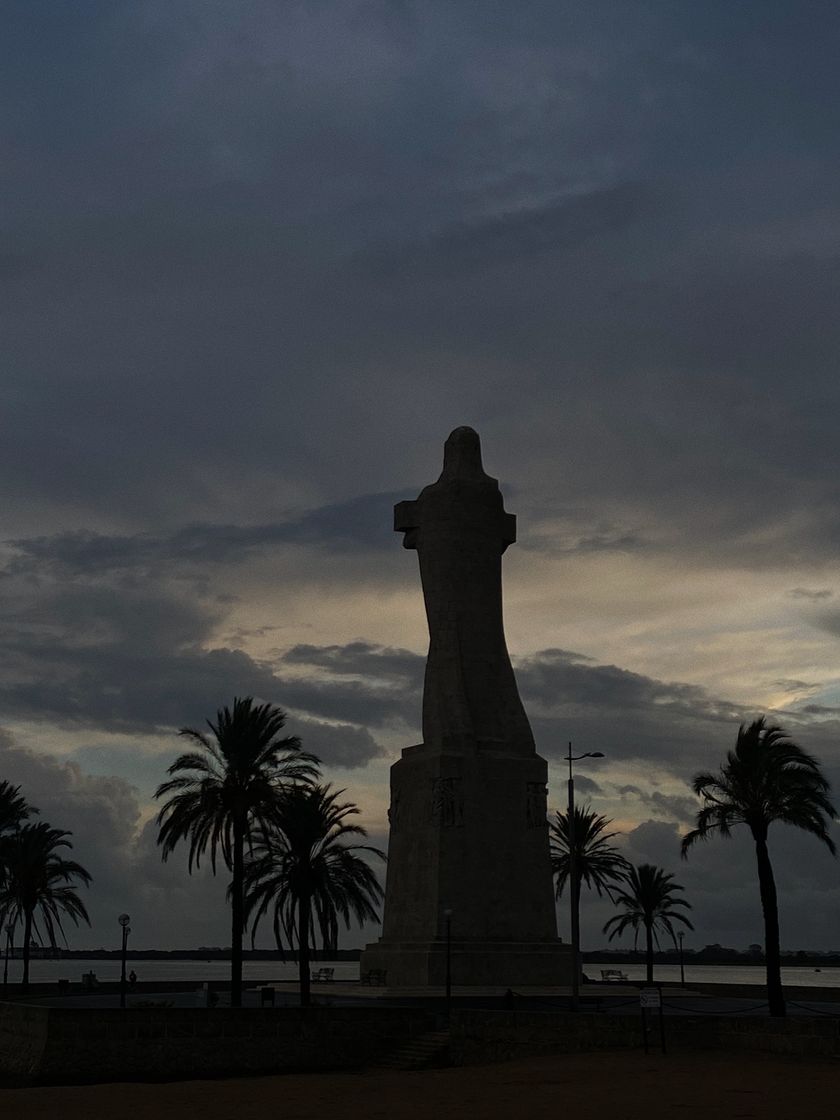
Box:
550;805;631;904
155;697;319;1006
682;717;837;1017
603;863;693;982
243;783;385;1007
0;822;91;989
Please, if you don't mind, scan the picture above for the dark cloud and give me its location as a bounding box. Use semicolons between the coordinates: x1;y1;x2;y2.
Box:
0;729;384;951
1;0;839;561
2;0;840;952
283;641;424;686
359;183;647;278
3;491;408;581
772;679;820;694
570;774;602;797
616;787;698;825
287;716;386;771
812;610;840;639
518;520;650;555
518;648;750;773
603;814;840;953
0;573;393;774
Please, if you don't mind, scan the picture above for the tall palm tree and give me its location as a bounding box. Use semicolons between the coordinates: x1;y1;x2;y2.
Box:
0;781;34;838
0;823;91;989
243;783;385;1008
550;804;631;905
682;717;837;1017
0;782;37;970
155;697;319;1006
603;863;693;982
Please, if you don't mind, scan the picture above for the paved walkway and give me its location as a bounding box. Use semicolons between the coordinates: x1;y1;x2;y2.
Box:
16;981;840;1016
1;1049;837;1119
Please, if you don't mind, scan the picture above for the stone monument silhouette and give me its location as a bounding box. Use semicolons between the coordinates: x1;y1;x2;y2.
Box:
361;427;572;986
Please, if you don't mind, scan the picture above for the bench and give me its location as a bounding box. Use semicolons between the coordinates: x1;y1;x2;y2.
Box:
600;969;628;982
360;969;387;986
311;967;335;982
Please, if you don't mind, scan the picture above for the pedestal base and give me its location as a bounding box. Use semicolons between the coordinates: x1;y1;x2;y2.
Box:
360;939;573;987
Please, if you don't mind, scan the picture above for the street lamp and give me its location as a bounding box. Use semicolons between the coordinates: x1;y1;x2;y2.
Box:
3;924;13;988
678;931;685;986
443;908;453;1016
567;743;604;1011
118;914;131;1009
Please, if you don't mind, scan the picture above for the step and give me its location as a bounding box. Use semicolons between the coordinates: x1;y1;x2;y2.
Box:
373;1030;451;1070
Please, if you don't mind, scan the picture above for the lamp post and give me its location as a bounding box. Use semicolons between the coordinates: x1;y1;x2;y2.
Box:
3;924;13;988
443;908;452;1016
567;743;604;1011
118;914;131;1009
678;931;685;986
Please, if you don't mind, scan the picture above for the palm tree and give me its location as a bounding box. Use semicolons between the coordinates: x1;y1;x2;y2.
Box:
0;781;34;838
155;697;319;1006
550;804;631;905
0;823;91;989
682;717;837;1017
243;783;385;1007
603;863;693;982
0;781;37;970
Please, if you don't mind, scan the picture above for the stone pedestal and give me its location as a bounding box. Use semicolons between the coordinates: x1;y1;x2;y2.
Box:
361;939;572;987
362;742;572;986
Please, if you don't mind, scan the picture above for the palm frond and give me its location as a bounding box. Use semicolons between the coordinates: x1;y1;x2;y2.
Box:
549;804;630;900
243;783;385;953
602;862;694;945
685;717;837;857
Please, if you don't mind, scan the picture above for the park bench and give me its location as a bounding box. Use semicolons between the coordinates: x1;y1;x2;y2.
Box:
360;968;387;986
600;969;628;982
311;967;335;982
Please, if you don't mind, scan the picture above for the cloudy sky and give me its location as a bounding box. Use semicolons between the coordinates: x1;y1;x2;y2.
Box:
3;1;840;955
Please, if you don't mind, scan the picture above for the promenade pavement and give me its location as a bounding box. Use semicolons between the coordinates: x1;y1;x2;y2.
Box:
14;981;840;1016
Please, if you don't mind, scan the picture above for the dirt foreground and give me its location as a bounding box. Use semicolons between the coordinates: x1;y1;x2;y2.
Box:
0;1049;832;1120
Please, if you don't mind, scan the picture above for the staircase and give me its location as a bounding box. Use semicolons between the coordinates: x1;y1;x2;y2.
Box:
373;1029;451;1071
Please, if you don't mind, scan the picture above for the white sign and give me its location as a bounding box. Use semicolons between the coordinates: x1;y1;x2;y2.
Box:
639;988;661;1009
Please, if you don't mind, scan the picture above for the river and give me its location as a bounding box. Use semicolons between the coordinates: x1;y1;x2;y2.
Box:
9;960;840;988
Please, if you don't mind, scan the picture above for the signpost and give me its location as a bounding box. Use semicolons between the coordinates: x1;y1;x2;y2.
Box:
639;987;666;1054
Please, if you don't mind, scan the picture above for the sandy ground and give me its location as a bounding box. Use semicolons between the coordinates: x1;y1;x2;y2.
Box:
0;1049;832;1120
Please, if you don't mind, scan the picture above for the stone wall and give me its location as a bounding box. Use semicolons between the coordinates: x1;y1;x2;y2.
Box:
448;1010;840;1065
0;1003;441;1084
0;1002;50;1078
3;1002;839;1085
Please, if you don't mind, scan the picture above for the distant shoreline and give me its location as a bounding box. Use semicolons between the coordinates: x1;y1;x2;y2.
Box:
24;948;840;969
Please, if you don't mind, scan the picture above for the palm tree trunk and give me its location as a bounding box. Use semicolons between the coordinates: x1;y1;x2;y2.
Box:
230;816;244;1008
753;830;785;1017
573;876;583;988
645;920;654;983
22;911;32;991
298;892;311;1009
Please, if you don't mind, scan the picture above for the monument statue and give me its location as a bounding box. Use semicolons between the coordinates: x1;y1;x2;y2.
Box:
395;426;535;756
361;427;571;986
